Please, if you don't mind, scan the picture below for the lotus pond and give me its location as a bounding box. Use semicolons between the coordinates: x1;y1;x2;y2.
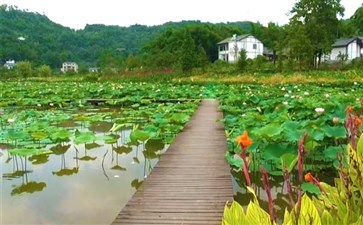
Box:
2;80;363;223
0;84;201;224
214;81;363;220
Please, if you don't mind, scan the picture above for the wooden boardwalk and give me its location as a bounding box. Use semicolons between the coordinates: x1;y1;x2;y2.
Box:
112;99;233;225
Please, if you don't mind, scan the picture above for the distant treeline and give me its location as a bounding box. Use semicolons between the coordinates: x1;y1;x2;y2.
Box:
0;2;363;73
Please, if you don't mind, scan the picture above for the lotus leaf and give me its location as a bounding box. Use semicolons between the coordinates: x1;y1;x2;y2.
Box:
145;139;164;152
74;130;96;144
50;129;70;142
130;129;152;142
31;131;48;140
9;148;51;157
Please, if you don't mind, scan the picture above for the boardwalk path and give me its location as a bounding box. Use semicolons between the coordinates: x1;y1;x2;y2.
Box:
112;99;233;225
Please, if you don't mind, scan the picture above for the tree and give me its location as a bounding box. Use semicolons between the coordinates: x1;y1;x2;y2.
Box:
16;61;32;78
37;65;52;77
237;49;248;72
179;30;197;72
195;45;209;69
286;21;313;70
289;0;344;66
263;23;283;64
124;55;141;71
350;4;363;35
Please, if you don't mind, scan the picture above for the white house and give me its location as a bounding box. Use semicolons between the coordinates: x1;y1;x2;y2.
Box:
4;60;16;69
61;62;78;73
327;37;362;61
217;34;264;63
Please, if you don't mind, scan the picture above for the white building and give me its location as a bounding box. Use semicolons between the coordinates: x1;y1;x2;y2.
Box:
4;60;16;69
61;62;78;73
217;34;264;63
327;37;362;61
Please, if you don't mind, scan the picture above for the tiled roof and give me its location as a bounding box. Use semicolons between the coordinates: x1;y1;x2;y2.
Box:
217;34;251;44
332;37;361;47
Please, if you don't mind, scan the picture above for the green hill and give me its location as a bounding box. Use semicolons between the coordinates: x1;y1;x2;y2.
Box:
0;4;254;69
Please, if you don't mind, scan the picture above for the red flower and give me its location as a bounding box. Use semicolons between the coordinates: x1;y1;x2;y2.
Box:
236;131;253;148
304;172;314;182
346;105;354;113
304;172;326;193
354;116;361;128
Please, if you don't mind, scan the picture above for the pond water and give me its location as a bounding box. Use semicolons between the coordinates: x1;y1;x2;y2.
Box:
1;122;167;224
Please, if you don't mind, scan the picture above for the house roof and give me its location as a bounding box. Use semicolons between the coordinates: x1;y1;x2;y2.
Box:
332;37;362;48
217;34;252;45
63;62;78;65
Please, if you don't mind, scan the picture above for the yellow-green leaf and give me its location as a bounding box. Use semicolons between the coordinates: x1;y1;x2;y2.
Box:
247;186;259;205
321;210;334;225
357;134;363;156
298;194;321;225
245;201;272;225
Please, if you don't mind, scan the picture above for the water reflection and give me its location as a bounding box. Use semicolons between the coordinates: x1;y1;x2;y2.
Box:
131;178;143;190
3;155;47;196
11;181;47;196
2;127;168;224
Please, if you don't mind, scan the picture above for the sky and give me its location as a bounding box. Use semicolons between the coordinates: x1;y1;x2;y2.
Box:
0;0;362;30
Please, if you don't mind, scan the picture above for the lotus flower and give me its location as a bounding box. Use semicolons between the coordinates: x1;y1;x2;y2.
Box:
333;116;339;124
315;107;324;113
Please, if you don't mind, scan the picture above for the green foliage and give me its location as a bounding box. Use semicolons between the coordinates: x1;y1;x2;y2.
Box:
0;6;252;70
289;0;344;66
16;61;32;78
37;65;52;77
124;55;141;71
236;49;247;71
223;117;363;225
223;188;275;225
349;5;363;35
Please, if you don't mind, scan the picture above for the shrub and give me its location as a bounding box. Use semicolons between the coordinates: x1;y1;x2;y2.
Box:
37;65;52;77
16;61;32;78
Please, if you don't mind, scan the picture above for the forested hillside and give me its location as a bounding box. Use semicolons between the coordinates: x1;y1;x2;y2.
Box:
1;3;362;73
0;5;253;69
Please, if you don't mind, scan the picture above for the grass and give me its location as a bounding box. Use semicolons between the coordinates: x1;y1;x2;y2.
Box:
1;69;363;85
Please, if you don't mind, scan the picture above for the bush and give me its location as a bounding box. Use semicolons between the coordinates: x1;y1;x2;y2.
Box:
37;65;52;77
16;61;32;78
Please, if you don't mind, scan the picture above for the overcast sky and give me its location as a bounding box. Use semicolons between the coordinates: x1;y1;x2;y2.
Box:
0;0;362;30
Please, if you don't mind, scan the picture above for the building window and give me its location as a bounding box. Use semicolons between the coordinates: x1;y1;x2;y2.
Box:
253;44;257;50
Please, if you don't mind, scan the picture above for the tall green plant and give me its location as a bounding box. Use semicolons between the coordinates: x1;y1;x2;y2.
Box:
236;49;247;72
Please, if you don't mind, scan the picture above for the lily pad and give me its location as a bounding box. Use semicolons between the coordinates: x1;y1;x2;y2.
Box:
9;148;51;157
50;129;70;142
130;129;152;142
74;130;96;144
145;139;164;152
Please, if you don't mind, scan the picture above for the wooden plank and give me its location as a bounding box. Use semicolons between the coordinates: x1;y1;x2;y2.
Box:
111;99;233;225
